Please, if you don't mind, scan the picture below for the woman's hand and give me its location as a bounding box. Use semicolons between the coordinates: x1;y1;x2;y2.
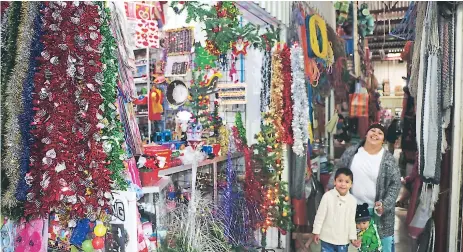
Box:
374;201;384;215
313;234;320;244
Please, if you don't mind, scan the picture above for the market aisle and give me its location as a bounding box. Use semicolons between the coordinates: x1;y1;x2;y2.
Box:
395;206;414;251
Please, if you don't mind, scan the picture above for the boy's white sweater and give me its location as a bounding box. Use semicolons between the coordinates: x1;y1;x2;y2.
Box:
312;189;358;245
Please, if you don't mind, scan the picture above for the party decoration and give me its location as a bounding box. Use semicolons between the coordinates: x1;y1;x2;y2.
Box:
2;1;39;217
170;1;281;54
260;50;272;115
98;2;128;190
194;43;217;70
270;46;284;142
231;37;250;56
166;80;189;106
280;44;294;144
26;2;111;220
82;239;94;252
70;218;90;246
148;87;163;121
92;236;104;249
234;112;247;146
290;45;310;156
125;2;161;48
217;83;247;105
15;218;45;252
94;224;107;237
166;27;193;55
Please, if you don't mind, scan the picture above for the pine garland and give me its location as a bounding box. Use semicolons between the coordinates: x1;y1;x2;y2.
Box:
97;2;128;190
235;112;247;146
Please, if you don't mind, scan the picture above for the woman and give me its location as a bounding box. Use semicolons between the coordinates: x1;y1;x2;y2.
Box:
328;123;401;252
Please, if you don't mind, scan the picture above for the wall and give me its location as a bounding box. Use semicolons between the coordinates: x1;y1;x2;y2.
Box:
372;60;407;95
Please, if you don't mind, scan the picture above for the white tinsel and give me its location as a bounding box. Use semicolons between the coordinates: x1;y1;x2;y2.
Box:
290;45;309;156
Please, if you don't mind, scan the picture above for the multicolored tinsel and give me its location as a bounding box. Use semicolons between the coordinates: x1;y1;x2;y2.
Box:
2;2;39;214
234;112;247;146
16;3;44;204
290;45;309;156
280;44;294;144
260;50;271;116
26;2;111;220
1;2;21;202
269;47;284;141
97;2;128;190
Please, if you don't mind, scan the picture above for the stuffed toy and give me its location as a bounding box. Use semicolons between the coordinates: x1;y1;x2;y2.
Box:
356;203;382;251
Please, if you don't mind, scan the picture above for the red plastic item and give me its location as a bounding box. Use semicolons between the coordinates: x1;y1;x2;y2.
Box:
140;170;161;187
212;144;221;156
144;145;172;168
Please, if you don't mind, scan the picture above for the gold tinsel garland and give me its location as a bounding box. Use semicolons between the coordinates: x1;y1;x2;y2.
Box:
218;125;230;155
270;47;284;140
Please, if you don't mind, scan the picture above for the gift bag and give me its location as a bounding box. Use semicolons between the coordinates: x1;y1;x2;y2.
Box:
349;93;369;117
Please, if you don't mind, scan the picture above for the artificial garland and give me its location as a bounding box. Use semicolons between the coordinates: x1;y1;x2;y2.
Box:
16;2;44;204
2;1;39;216
280;44;294;144
1;2;21;203
260;50;271;117
98;2;128;190
234;112;247;146
26;2;111;220
270;47;284;141
290;45;310;156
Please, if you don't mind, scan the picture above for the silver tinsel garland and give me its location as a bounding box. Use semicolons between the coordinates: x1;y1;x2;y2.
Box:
2;2;39;209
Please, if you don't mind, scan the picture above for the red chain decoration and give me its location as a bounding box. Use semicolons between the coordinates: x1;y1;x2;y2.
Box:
26;2;111;220
280;44;294;144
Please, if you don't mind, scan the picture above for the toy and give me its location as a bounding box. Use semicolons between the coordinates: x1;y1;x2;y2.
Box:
356;203;381;252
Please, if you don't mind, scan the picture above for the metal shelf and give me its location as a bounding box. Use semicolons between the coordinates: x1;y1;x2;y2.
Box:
142;176;172;194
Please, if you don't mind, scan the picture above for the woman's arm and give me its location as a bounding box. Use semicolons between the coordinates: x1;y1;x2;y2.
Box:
380;154;401;212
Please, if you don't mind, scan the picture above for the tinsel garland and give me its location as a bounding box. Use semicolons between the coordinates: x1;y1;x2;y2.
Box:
260;50;271;115
2;2;39;212
235;112;247;146
26;2;111;220
16;3;44;203
290;45;310;156
270;48;284;141
280;44;294;144
218;125;229;155
97;2;128;190
1;2;21;171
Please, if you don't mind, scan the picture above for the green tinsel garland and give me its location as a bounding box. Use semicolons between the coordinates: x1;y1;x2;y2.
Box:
0;1;22;218
2;2;39;215
97;2;128;190
235;112;247;146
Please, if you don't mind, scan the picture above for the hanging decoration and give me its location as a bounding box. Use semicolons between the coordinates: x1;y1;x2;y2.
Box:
270;46;284;141
16;1;44;204
307;15;329;59
280;44;294;144
25;2;111;220
260;50;272;115
290;45;310;156
148;87;163;121
217;83;247;105
98;2;128;190
166;27;193;55
334;1;350;25
357;3;375;38
124;2;161;48
231;37;250;56
2;2;39;216
194;43;217;70
170;1;281;54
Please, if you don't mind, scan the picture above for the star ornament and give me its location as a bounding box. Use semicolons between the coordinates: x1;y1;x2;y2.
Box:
232;37;250;56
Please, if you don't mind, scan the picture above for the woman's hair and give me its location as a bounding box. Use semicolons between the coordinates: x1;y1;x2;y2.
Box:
335;168;354;183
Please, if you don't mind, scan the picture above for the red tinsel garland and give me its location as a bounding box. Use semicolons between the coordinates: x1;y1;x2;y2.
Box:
25;2;111;220
280;45;294;144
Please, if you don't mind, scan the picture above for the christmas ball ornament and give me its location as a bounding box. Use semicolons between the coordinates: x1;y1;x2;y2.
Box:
82;240;94;252
94;224;107;237
92;237;104;249
282;211;288;217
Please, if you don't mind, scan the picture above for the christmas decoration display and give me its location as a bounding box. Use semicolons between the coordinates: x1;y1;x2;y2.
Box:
2;2;39;217
166;27;193;55
170;1;281;54
290;45;310;156
124;2;161;48
98;2;128;190
26;2;111;220
270;47;284;141
194;43;217;70
260;50;272;115
280;44;294;144
231;37;250;56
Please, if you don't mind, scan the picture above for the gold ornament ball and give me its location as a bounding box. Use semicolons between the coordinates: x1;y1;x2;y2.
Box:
282;211;288;217
284;196;290;201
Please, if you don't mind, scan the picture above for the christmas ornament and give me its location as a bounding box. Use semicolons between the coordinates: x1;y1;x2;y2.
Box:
231;37;250;56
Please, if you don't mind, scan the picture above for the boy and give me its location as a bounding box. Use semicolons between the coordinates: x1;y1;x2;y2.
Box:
313;168;360;251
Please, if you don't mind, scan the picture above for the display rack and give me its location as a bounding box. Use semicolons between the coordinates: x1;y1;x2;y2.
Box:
133;47;152;143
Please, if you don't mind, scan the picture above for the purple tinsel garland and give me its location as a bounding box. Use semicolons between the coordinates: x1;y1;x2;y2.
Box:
15;4;43;201
224;141;234;238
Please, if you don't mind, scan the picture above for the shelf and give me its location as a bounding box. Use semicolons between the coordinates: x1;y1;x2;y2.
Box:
142;176;172;194
157;152;243;176
134;78;149;84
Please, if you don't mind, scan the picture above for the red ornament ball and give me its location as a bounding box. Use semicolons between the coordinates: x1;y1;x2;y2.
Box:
92;237;104;249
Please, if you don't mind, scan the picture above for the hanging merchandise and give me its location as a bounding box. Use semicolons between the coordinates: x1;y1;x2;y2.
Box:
124;2;161;48
290;45;310;156
260;50;272;115
193;43;217;70
306;15;329;59
270;45;284;142
334;1;350;25
349;83;370;118
280;45;294;144
2;1;39;217
357;3;375;37
231;37;250;56
166;80;189;106
148;87;163;121
26;2;112;219
166;27;194;55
